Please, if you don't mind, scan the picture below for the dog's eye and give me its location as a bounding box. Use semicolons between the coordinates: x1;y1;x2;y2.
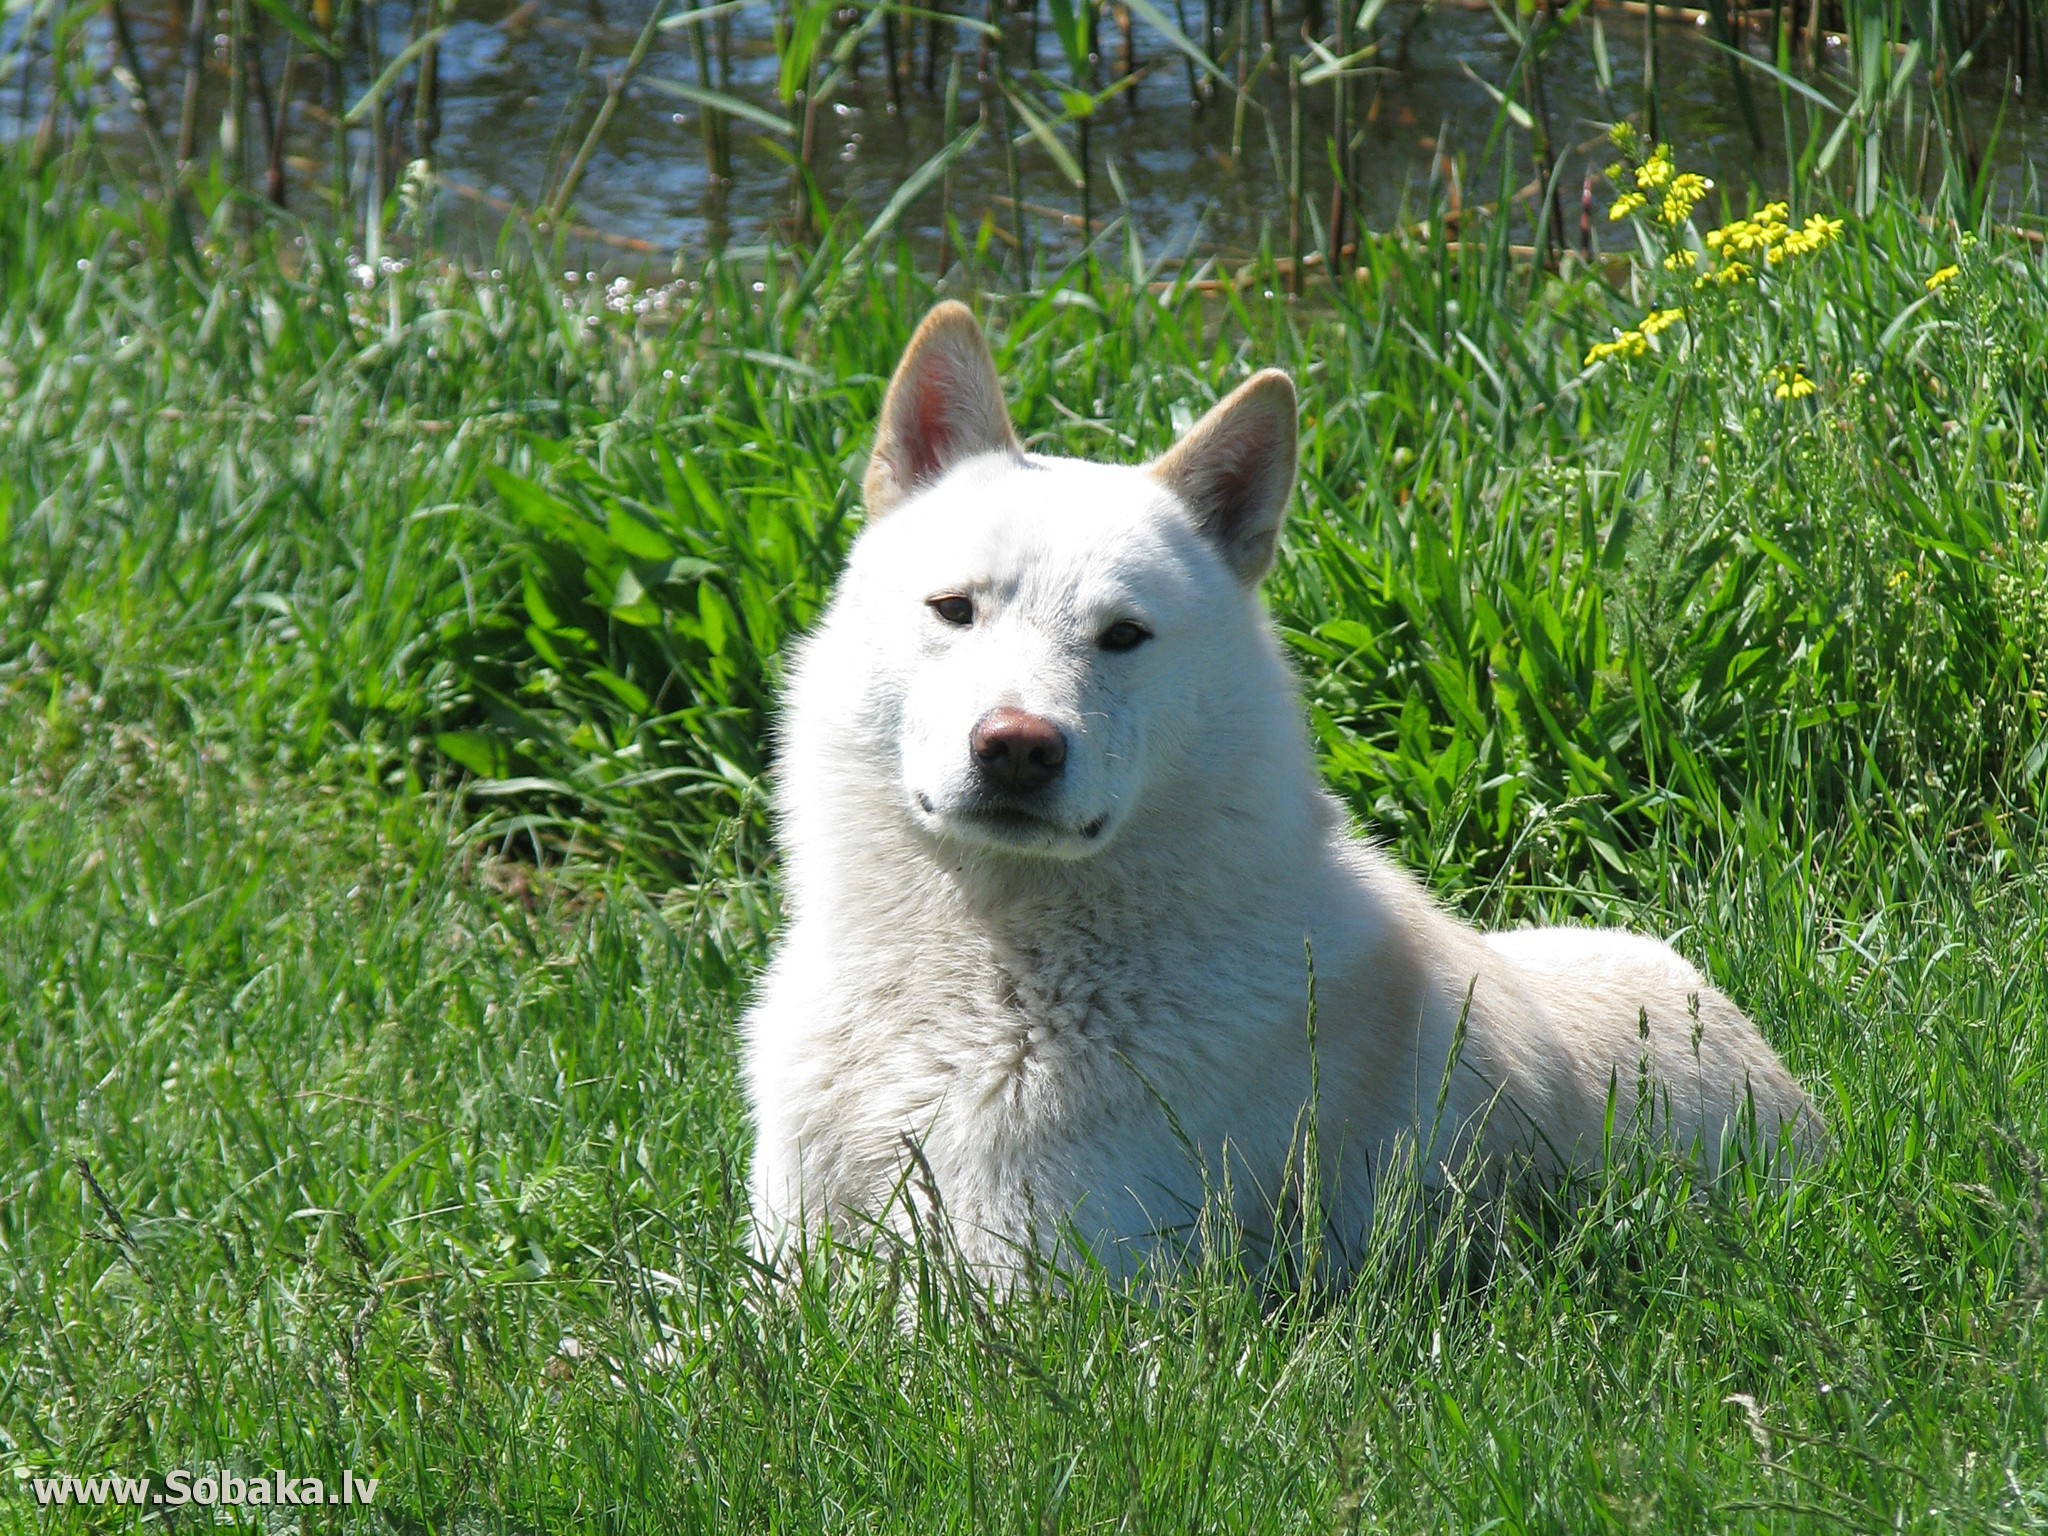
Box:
1099;620;1152;652
927;594;974;627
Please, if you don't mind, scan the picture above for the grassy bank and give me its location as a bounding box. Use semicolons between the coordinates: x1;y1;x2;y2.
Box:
3;146;2047;1529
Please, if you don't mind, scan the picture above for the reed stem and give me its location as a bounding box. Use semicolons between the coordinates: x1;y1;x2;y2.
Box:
176;0;207;166
549;0;671;226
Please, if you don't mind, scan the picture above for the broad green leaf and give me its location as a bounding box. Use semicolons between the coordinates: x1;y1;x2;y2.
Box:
435;731;507;778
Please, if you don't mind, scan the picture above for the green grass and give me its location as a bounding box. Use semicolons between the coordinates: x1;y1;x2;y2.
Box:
3;145;2047;1531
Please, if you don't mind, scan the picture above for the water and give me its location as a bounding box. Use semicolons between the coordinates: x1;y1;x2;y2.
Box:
5;0;2041;267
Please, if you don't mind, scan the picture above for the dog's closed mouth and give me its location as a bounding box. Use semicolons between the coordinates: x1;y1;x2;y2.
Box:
919;794;1104;843
965;804;1058;835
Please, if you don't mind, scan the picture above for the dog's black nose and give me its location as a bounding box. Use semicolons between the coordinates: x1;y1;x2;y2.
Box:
970;707;1067;791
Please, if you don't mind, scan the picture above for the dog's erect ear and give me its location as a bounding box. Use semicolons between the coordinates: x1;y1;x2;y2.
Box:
1148;370;1298;585
864;302;1020;517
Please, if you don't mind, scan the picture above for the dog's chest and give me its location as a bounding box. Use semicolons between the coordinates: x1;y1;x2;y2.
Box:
833;911;1303;1152
972;935;1147;1068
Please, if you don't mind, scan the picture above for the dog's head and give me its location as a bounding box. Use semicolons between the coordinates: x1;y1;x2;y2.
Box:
816;302;1299;862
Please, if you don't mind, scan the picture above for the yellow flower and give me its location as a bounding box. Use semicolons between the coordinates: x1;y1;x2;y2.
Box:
1639;307;1685;337
1606;161;1626;181
1663;249;1699;271
1888;567;1912;590
1755;201;1790;228
1733;221;1776;254
1769;363;1815;401
1804;213;1843;244
1610;191;1647;220
1927;264;1961;291
1635;144;1675;190
1712;260;1753;285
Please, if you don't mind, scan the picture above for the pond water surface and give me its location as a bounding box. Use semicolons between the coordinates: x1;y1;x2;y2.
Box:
6;0;2041;265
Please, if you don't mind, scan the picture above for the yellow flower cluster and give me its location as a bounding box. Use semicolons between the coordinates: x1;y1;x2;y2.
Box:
1767;214;1845;265
1585;328;1650;365
1584;309;1685;367
1706;203;1788;255
1588;129;1864;389
1926;264;1961;291
1768;364;1816;401
1605;132;1846;284
1607;144;1713;226
1705;204;1843;268
1660;173;1712;227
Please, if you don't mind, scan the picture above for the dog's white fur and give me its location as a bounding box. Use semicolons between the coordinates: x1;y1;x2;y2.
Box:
742;303;1825;1286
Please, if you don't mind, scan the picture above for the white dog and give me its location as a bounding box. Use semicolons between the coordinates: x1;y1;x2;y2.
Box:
741;303;1825;1287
